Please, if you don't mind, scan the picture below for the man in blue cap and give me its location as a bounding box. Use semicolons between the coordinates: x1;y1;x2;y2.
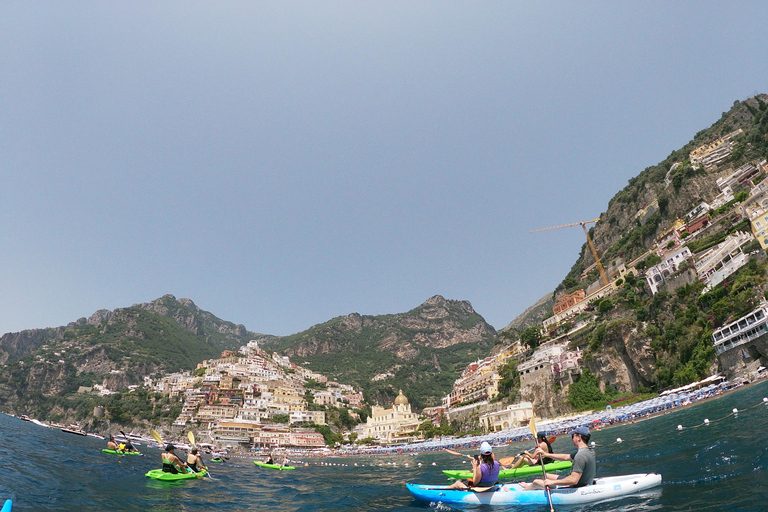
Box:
523;426;595;489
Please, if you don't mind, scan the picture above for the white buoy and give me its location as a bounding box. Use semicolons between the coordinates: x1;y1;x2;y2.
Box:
733;408;738;414
418;462;422;466
677;425;683;430
590;441;596;447
432;462;437;466
763;397;767;403
704;419;710;425
616;438;622;443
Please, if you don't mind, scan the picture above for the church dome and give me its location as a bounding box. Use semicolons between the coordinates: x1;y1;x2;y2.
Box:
394;389;409;405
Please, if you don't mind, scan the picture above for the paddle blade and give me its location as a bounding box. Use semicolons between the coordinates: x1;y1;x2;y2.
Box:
188;431;195;446
150;429;163;445
529;413;538;438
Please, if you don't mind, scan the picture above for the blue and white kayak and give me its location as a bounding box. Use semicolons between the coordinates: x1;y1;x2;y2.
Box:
1;499;12;512
407;473;662;506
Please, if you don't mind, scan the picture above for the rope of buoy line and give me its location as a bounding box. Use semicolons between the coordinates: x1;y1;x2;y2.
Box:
676;397;767;431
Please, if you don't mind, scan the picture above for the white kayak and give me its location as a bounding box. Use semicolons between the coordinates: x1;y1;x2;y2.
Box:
407;473;662;506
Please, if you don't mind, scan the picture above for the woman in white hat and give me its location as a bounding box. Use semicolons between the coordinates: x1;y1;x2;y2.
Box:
448;441;500;489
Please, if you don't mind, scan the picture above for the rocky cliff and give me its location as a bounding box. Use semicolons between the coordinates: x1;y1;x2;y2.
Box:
263;295;498;409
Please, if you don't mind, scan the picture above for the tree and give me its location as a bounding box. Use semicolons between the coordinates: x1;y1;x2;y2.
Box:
598;299;614;314
520;327;542;350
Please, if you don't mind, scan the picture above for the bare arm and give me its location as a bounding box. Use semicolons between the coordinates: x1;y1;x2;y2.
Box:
471;458;482;485
533;447;571;462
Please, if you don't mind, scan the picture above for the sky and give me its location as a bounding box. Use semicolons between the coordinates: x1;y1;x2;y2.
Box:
2;2;768;337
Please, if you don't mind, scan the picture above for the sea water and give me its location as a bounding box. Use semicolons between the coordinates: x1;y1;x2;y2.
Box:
0;380;766;511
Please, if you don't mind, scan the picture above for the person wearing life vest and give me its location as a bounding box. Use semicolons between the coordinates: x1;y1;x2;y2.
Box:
161;444;188;474
506;431;554;469
187;447;207;473
448;442;500;489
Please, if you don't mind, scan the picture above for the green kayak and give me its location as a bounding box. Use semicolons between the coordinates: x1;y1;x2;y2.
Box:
254;461;295;471
209;458;224;462
102;449;141;456
443;460;573;480
145;468;207;481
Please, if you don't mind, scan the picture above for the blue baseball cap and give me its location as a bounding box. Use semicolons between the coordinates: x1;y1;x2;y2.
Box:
569;426;589;436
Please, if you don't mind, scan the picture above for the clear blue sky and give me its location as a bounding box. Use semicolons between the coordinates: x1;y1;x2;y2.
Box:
2;2;768;336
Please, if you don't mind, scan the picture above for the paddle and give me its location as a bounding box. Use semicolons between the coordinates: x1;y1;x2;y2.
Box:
444;448;473;460
188;431;211;477
529;414;555;512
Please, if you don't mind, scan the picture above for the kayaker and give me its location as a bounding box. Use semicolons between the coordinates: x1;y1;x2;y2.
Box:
187;447;207;473
266;454;274;465
161;444;189;474
504;431;553;469
107;435;120;451
523;426;596;489
447;441;500;489
123;439;138;452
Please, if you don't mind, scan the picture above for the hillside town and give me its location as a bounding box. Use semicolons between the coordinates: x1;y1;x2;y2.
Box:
58;143;768;455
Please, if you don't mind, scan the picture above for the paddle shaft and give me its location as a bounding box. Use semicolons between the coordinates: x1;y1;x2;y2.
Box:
539;451;555;512
444;448;473;459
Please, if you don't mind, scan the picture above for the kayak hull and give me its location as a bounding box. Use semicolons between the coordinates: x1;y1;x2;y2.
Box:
443;460;573;480
254;461;295;471
102;449;141;455
145;469;207;481
1;499;11;512
407;473;662;506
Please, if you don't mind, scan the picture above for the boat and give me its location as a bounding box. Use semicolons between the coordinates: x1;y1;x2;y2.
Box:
102;449;142;456
61;425;87;436
443;460;573;480
407;473;662;506
1;499;11;512
86;433;106;440
19;415;30;421
145;468;207;481
254;461;295;471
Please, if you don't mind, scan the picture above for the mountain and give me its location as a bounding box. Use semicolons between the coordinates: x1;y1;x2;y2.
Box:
0;295;271;414
512;93;768;414
500;292;554;335
260;295;498;410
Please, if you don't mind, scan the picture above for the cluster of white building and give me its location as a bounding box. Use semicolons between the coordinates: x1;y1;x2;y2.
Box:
152;340;363;449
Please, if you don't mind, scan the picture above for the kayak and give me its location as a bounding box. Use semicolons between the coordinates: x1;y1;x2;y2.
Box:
1;499;11;512
407;473;662;506
209;458;224;463
145;468;208;481
443;460;573;480
254;461;295;471
102;449;141;456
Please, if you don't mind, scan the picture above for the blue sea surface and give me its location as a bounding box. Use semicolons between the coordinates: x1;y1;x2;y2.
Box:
1;380;766;511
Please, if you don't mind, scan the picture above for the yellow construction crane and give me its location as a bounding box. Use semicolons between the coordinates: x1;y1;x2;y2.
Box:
531;218;609;287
